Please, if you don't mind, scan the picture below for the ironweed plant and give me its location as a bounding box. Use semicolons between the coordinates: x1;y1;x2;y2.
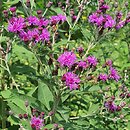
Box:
0;0;130;129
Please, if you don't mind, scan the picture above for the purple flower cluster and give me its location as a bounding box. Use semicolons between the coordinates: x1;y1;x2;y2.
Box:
88;1;130;30
50;14;66;25
30;116;44;130
104;101;121;112
8;12;66;44
86;56;98;67
77;61;87;69
99;60;120;82
98;74;108;82
109;67;120;82
89;13;115;29
62;72;80;90
57;51;77;68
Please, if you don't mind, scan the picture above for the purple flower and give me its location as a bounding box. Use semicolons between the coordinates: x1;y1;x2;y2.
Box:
40;29;50;42
27;16;39;26
27;28;40;43
116;21;125;29
9;6;16;12
104;101;117;112
88;13;98;23
50;16;60;25
58;51;77;68
106;60;112;66
58;14;66;23
77;61;87;69
100;4;109;11
8;17;25;33
38;18;49;27
30;116;43;130
62;72;80;90
95;15;104;26
104;19;115;28
116;12;122;20
19;30;29;42
98;74;108;81
109;67;120;82
87;56;98;67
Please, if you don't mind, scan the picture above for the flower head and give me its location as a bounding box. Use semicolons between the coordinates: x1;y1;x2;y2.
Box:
116;21;125;29
30;116;43;130
8;16;24;33
77;61;87;69
104;19;115;28
58;51;77;68
27;16;39;26
100;4;109;11
104;101;117;112
38;18;49;27
88;13;98;23
62;72;80;90
40;29;50;42
109;67;120;82
50;16;60;25
58;14;66;23
98;73;108;81
87;56;97;67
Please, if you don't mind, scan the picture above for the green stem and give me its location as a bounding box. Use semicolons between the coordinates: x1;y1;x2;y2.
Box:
52;90;61;122
0;97;7;129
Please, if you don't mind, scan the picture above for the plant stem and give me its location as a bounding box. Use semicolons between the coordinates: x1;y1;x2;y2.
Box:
0;97;7;129
52;90;61;122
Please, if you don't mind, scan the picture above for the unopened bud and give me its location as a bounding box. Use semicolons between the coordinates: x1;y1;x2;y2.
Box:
125;1;129;7
23;113;28;119
19;114;23;119
46;1;53;8
114;2;118;8
9;7;16;13
25;100;29;107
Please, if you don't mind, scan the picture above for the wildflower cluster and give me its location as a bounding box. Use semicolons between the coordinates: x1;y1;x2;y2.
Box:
6;7;66;44
57;49;120;90
88;0;130;33
104;84;130;113
98;60;120;82
17;101;63;130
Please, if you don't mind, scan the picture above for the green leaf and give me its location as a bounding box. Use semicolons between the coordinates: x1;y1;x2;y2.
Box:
51;7;64;15
88;85;100;92
81;27;93;42
21;120;32;130
87;103;99;115
57;107;71;122
4;0;19;6
38;81;53;110
1;90;12;99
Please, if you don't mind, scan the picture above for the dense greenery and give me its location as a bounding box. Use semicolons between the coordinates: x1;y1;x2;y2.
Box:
0;0;130;130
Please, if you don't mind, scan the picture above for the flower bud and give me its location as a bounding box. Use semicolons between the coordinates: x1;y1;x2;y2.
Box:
54;123;58;129
125;1;128;7
127;93;130;98
18;114;23;119
23;113;28;119
3;10;8;18
9;7;16;13
46;1;53;8
48;111;54;116
25;100;29;107
114;2;118;8
116;106;121;111
26;0;31;7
